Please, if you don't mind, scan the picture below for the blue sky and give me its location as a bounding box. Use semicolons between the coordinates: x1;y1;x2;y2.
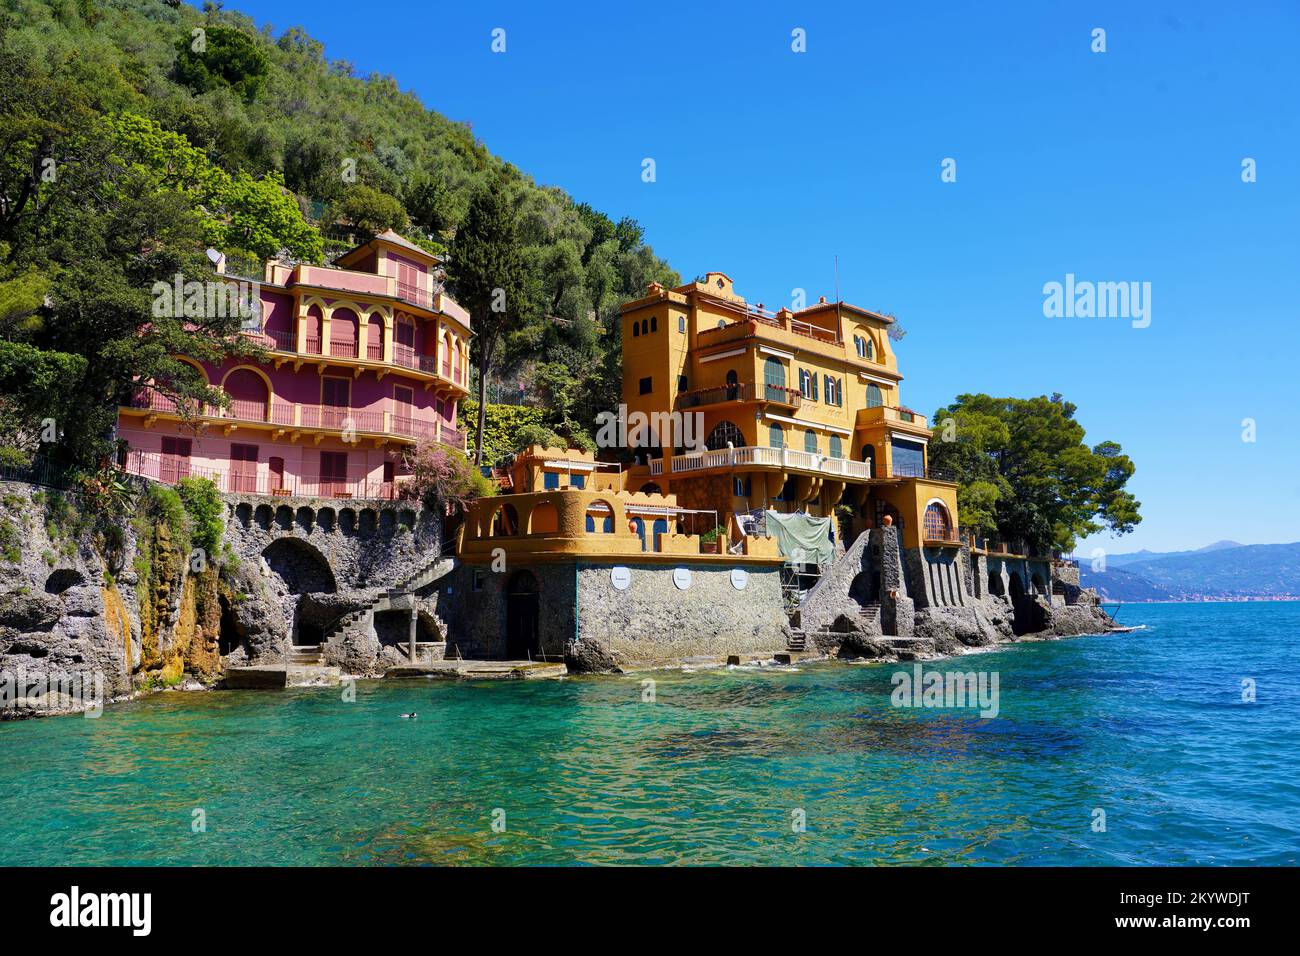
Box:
232;0;1300;554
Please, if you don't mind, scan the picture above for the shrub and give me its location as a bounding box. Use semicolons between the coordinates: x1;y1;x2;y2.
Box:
401;442;488;510
177;477;224;558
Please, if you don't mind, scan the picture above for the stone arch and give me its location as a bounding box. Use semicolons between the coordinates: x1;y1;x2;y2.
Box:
339;508;357;534
359;508;378;535
316;507;336;532
529;501;559;535
234;502;253;527
379;509;396;534
988;567;1006;597
261;538;337;594
296;506;314;533
398;508;416;530
44;568;85;595
275;505;293;530
254;504;273;530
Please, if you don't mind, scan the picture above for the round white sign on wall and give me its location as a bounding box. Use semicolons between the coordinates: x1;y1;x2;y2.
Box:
730;568;749;590
672;567;692;590
610;566;632;591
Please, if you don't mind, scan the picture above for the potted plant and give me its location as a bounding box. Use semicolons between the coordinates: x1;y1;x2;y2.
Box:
699;525;727;554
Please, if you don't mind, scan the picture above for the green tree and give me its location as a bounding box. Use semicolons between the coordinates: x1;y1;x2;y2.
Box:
338;183;408;237
174;24;271;103
449;180;528;464
929;393;1141;553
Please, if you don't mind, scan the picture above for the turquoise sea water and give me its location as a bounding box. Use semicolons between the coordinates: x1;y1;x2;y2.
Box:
2;602;1297;866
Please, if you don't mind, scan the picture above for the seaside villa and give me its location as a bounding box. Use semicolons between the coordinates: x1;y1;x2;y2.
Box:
117;230;472;499
104;262;1086;675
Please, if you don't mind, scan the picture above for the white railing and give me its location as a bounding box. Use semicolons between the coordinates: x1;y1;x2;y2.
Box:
649;458;664;476
666;445;868;479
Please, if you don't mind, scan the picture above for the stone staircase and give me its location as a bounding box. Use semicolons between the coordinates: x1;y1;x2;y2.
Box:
318;553;457;657
289;644;323;666
786;629;808;652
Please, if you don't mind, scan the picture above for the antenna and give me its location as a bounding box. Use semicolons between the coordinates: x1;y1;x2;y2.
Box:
834;255;842;330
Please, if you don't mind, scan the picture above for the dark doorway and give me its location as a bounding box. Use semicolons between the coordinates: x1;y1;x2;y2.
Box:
218;595;243;656
505;570;540;659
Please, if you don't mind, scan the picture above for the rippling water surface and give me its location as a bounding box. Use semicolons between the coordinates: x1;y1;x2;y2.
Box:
2;602;1297;865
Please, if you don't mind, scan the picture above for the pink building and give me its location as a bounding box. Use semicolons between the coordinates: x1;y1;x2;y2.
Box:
119;230;472;499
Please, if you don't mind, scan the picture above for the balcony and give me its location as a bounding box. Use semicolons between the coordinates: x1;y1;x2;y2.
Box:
123;389;465;448
664;445;873;481
857;404;929;430
243;328;463;390
122;450;406;500
696;311;842;351
676;382;802;410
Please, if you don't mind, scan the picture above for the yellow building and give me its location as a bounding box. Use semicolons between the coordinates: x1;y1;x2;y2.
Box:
618;273;960;551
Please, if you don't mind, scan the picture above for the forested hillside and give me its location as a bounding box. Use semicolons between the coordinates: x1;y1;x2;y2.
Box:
1;0;676;467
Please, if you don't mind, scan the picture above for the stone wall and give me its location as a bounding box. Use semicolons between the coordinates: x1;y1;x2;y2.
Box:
575;561;789;666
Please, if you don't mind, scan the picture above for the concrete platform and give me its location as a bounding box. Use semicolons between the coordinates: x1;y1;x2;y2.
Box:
224;664;343;689
384;660;568;681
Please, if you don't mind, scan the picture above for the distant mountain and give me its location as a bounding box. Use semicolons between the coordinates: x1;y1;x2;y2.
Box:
1101;540;1244;567
1080;542;1300;602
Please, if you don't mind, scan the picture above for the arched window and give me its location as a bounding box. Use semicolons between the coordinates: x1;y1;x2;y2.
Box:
866;337;875;360
641;319;648;335
829;435;843;458
705;420;745;451
395;316;416;366
329;308;359;358
725;369;739;400
224;368;269;421
304;305;323;354
769;423;784;449
632;322;640;337
924;502;952;541
866;383;883;408
651;517;667;552
630;517;647;551
854;335;866;358
804;430;818;454
650;316;657;332
367;314;384;360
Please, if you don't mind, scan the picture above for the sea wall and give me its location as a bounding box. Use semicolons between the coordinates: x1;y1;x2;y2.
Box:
574;561;789;666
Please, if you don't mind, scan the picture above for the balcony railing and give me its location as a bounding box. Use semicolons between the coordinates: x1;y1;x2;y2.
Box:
858;404;928;429
124;388;463;446
763;384;802;408
678;383;751;408
123;450;406;500
396;280;433;309
241;328;459;387
697;314;843;348
889;462;955;482
664;445;872;480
